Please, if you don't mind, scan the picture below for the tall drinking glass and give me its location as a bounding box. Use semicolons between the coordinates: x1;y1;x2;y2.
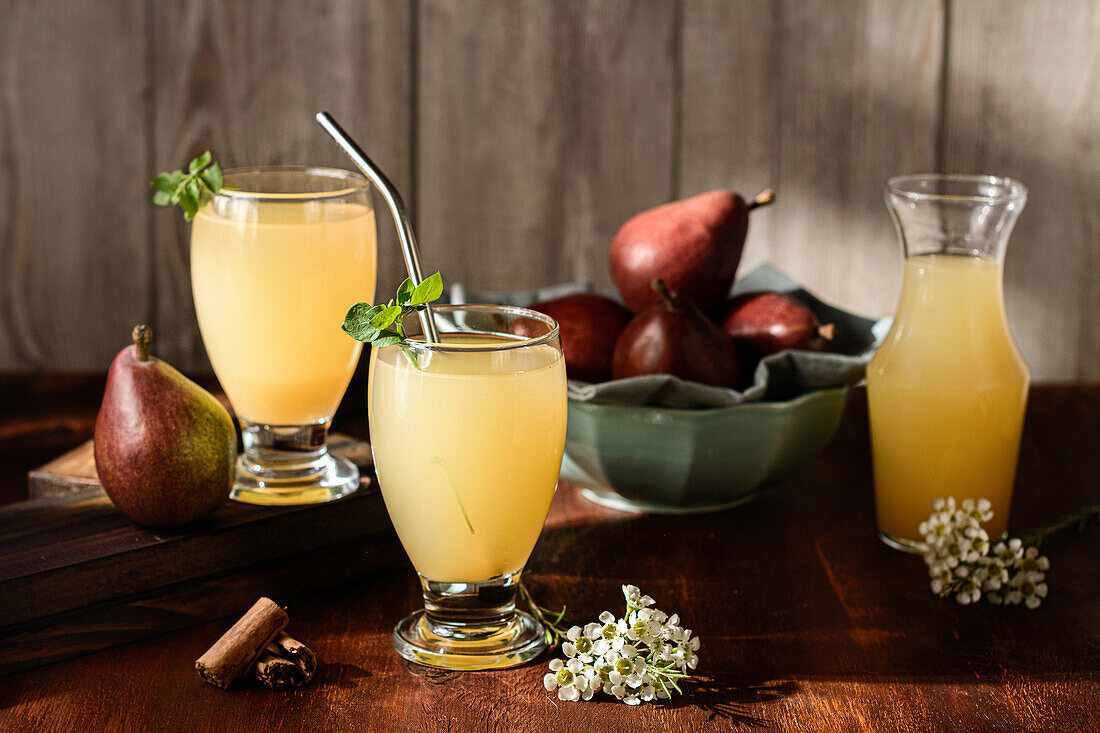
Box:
191;167;377;505
369;305;567;669
868;174;1029;551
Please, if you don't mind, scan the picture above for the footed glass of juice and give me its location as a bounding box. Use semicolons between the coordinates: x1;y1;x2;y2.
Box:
369;305;567;670
191;167;377;505
868;174;1029;550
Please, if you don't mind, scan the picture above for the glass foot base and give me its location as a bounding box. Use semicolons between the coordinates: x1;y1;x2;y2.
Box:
877;528;925;554
230;454;360;506
393;609;546;671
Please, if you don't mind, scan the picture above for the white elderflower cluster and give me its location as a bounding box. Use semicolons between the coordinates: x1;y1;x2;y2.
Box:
919;498;1049;609
542;585;699;705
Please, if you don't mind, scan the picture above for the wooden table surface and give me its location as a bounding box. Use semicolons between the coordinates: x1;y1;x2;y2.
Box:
1;381;1098;732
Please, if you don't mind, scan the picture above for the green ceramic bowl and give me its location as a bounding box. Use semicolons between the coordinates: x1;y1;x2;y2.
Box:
560;387;850;514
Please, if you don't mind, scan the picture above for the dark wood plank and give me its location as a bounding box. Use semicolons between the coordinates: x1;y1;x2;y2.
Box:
680;0;944;318
942;0;1100;380
0;439;378;627
0;385;1096;730
0;0;150;370
149;0;413;371
0;533;406;677
416;0;676;294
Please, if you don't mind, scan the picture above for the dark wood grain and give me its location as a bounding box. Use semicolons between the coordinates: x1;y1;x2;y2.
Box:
0;437;378;624
416;0;676;294
2;1;1099;379
0;0;150;370
0;435;398;675
0;381;1096;731
942;0;1100;381
680;0;944;321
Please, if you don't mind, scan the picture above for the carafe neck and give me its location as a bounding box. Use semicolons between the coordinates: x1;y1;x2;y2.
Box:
885;174;1027;264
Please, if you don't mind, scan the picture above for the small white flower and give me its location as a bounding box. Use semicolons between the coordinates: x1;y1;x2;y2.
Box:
992;538;1024;566
604;650;632;686
932;497;956;515
541;585;698;705
1015;546;1050;574
979;557;1009;590
622;683;656;705
625;611;662;646
939;537;963;569
920;509;954;547
623;658;647;688
544;658;591;701
961;498;994;523
955;576;981;605
930;565;954;595
623;584;655;610
563;625;599;662
960;525;990;562
1011;571;1048;610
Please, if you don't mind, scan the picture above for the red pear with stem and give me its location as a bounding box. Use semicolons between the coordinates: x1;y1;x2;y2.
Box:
609;189;774;314
612;279;739;388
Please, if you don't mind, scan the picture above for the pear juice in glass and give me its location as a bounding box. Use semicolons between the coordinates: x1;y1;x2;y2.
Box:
368;305;567;669
190;167;377;505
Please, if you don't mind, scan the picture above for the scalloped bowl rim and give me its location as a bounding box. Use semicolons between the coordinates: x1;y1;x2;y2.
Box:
567;384;850;416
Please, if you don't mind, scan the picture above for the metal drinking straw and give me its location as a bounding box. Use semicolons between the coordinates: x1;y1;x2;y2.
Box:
315;111;440;343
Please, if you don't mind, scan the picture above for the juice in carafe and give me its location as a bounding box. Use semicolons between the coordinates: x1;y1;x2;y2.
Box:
868;254;1029;545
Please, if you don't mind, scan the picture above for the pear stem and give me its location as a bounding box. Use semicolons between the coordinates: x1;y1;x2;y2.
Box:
132;325;153;362
747;188;775;211
651;279;677;311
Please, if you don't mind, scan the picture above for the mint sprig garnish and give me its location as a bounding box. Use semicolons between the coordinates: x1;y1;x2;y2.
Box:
342;271;443;350
150;151;223;220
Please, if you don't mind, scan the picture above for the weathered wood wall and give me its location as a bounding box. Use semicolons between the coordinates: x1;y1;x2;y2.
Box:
1;0;1097;379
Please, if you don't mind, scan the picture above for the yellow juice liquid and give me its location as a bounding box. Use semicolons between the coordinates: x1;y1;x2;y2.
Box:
191;201;376;425
369;334;567;582
868;254;1029;543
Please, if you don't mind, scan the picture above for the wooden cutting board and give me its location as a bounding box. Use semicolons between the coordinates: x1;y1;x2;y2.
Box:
0;436;405;676
25;433;374;497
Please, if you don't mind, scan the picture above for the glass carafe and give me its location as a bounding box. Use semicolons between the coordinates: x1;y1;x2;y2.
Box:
868;174;1029;551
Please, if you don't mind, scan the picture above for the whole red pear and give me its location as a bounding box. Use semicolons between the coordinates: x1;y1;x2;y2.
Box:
94;325;235;527
719;292;836;357
526;294;632;383
612;280;739;388
609;189;774;314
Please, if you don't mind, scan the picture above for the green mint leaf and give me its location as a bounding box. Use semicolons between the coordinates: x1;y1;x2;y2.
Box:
189;150;212;173
342;303;384;341
370;304;403;330
372;330;404;348
199;162;222;193
151;155;222;219
396;278;414;306
179;190;199;219
410;272;443;306
151;173;177;195
341;274;444;350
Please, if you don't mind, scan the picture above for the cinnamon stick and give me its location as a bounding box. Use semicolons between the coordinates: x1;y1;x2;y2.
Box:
195;597;288;688
254;631;317;689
